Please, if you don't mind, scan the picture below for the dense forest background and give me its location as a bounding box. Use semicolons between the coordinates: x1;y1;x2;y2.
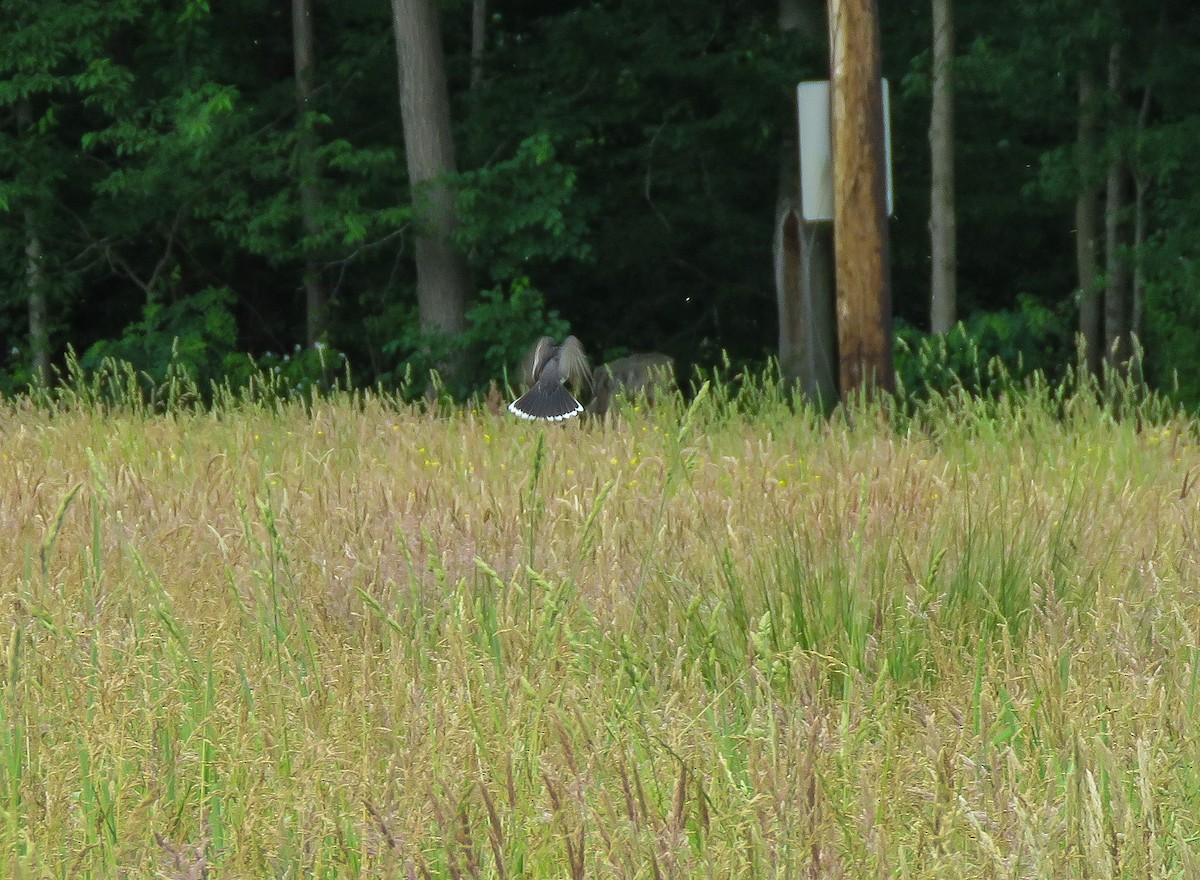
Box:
2;0;1199;404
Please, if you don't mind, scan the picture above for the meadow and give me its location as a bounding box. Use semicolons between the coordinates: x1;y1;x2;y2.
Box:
2;366;1199;878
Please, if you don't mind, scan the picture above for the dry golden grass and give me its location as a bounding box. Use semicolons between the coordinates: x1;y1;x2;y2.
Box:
2;376;1200;878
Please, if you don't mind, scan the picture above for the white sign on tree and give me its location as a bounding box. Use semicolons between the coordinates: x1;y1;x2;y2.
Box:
797;79;894;223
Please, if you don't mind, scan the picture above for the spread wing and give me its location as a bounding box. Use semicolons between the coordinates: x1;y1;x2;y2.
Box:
557;335;591;391
526;336;556;384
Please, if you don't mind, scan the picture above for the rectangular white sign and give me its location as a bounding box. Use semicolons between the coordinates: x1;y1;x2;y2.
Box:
797;79;893;222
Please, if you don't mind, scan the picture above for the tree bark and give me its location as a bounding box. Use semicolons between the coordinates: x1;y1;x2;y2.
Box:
928;0;957;334
470;0;486;90
1131;5;1166;348
775;164;837;407
1103;41;1130;369
17;99;50;386
391;0;472;377
1075;68;1102;375
775;156;804;385
828;0;893;396
25;211;50;387
801;220;838;406
775;0;836;406
293;0;330;346
1131;85;1151;346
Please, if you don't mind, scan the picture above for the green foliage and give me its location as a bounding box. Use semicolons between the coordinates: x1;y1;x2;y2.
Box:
379;278;570;399
221;344;352;402
1142;254;1200;405
895;296;1072;401
80;286;238;389
462;278;571;390
0;0;146;381
366;133;586;396
460;0;815;361
1132;109;1200;406
453;133;592;282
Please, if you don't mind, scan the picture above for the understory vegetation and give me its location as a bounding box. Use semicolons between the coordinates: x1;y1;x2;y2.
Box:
2;365;1199;878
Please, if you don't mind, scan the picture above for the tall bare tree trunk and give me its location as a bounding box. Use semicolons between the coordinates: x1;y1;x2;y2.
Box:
470;0;486;90
1131;5;1166;348
1075;68;1102;374
17;99;50;386
775;0;803;391
1131;86;1151;346
775;172;837;407
1103;42;1130;369
293;0;330;346
775;149;804;384
928;0;957;334
828;0;893;396
24;211;49;387
775;0;836;406
391;0;471;378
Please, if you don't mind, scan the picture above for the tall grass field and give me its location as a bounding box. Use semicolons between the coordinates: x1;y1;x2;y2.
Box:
2;366;1199;878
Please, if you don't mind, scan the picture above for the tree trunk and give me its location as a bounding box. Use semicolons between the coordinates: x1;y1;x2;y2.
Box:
1103;41;1130;369
1131;88;1151;347
928;0;957;334
775;0;835;407
801;221;838;407
775;160;804;385
1075;68;1102;374
1131;5;1165;349
17;99;50;386
391;0;471;378
293;0;330;346
828;0;893;396
470;0;486;90
775;187;837;408
25;211;50;387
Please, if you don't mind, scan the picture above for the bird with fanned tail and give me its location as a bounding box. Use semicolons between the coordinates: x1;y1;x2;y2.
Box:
508;336;591;421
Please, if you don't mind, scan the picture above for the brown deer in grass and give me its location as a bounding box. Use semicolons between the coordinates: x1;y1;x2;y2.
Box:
584;352;676;418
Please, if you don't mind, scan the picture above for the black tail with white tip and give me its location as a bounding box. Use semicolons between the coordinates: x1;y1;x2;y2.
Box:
508;335;590;422
508;380;583;421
